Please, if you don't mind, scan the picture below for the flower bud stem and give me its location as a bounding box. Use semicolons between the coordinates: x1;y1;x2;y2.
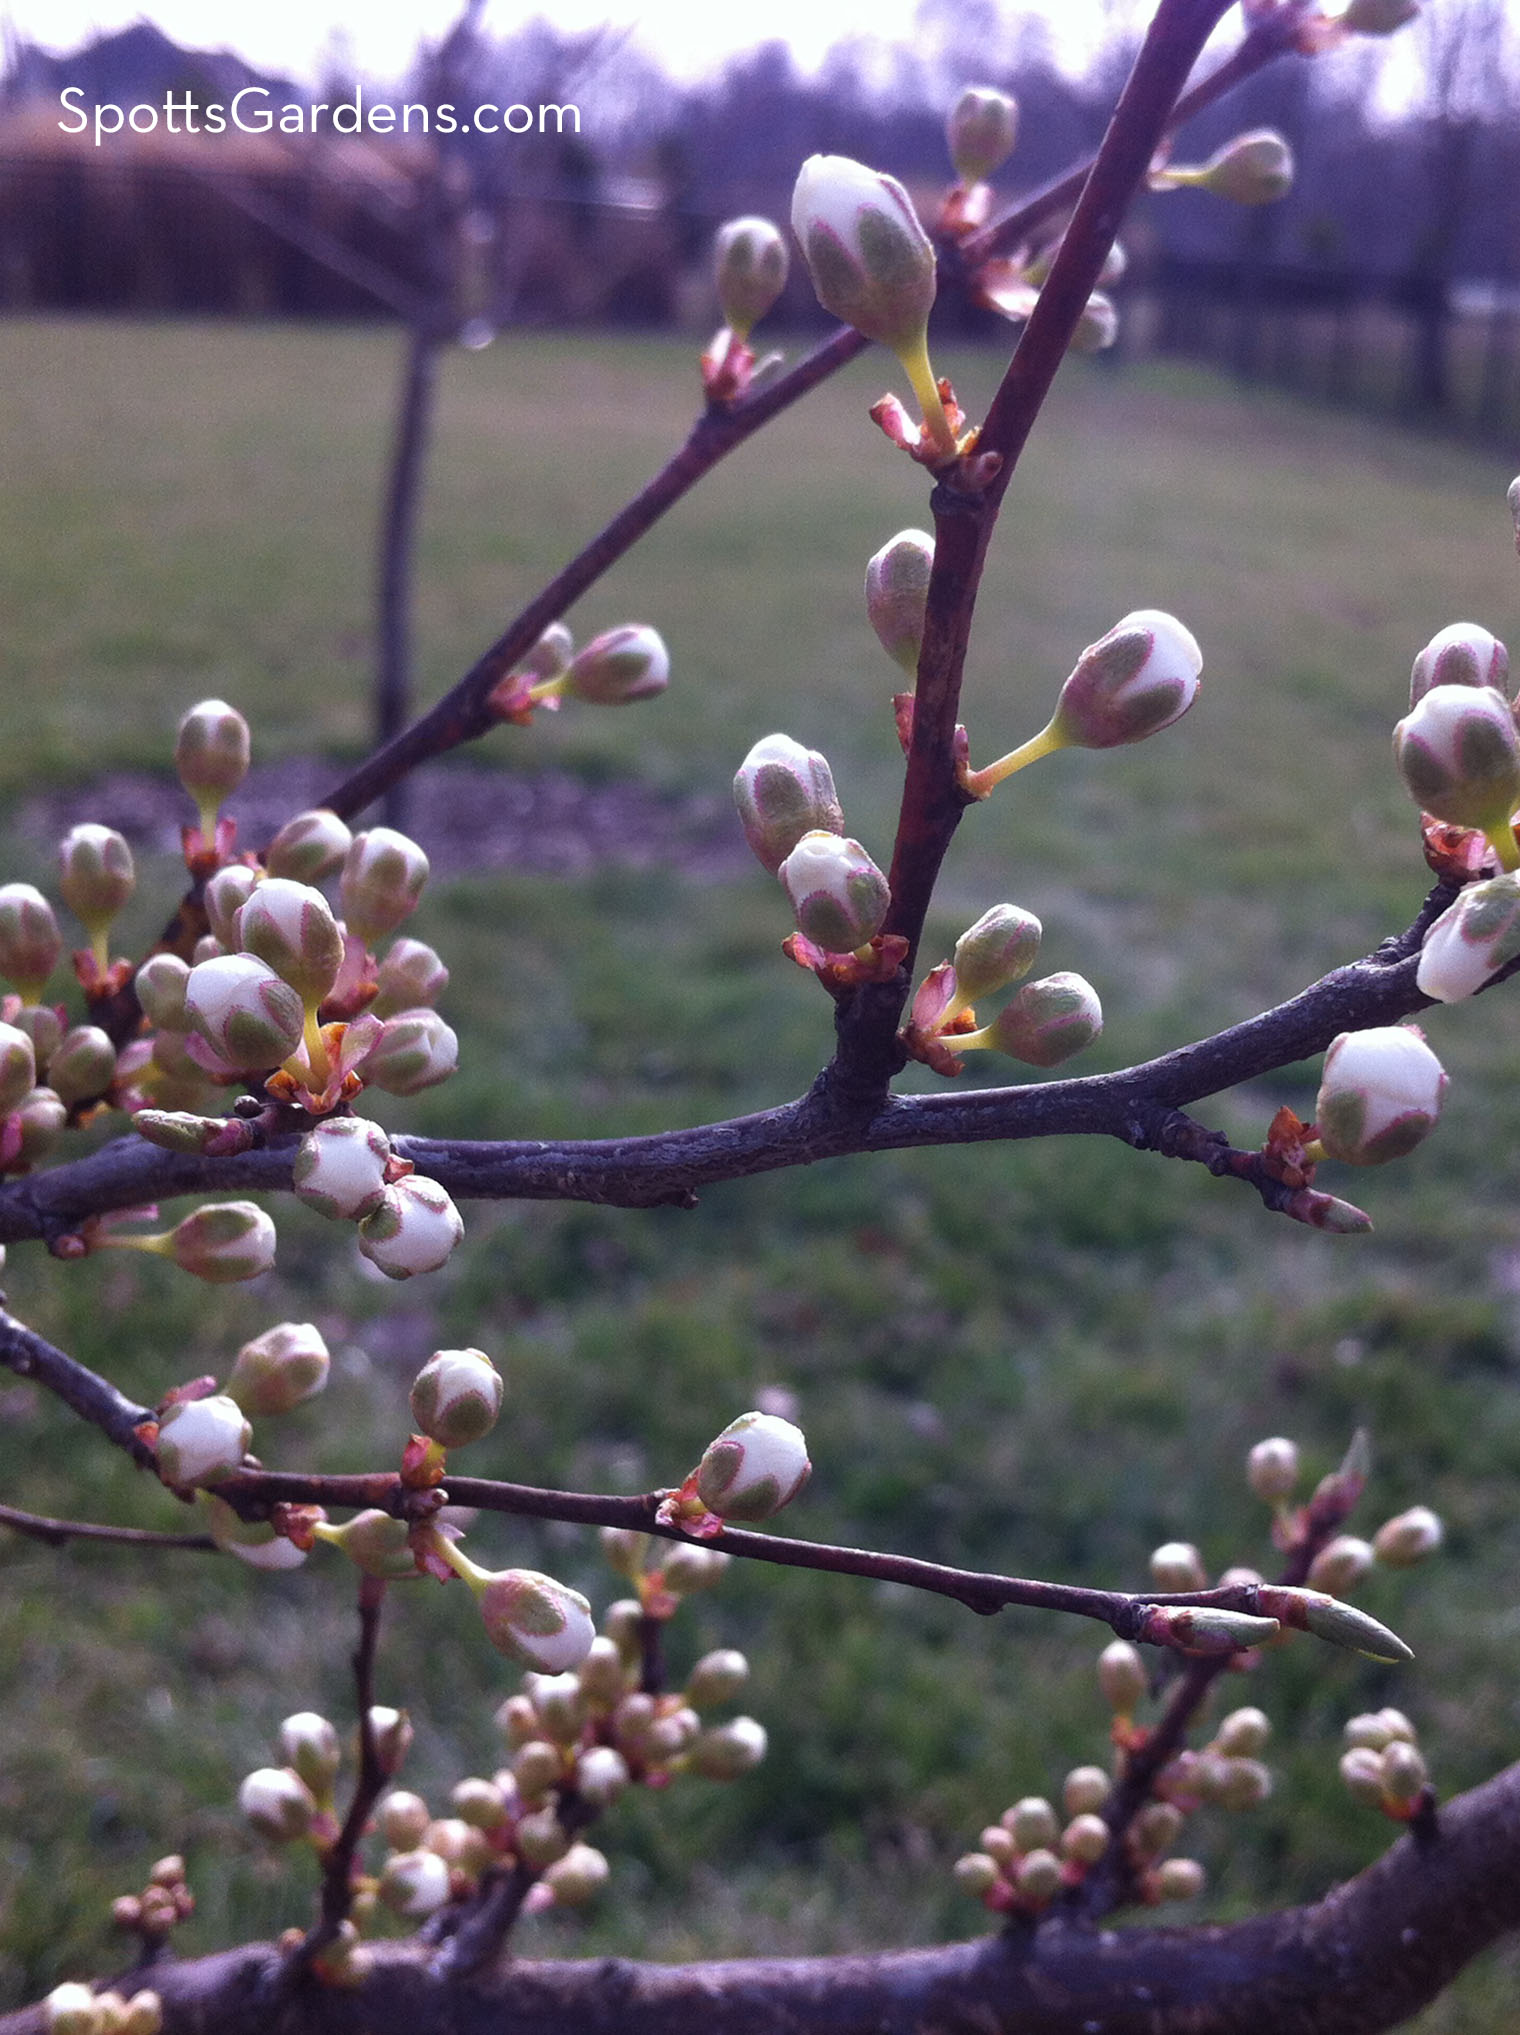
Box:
1484;823;1520;873
896;336;956;459
962;722;1065;798
433;1531;490;1596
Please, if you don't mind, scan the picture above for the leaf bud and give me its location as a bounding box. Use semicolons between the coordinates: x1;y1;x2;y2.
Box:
200;1492;308;1570
59;824;135;936
661;1542;731;1594
1052;610;1201;751
410;1346;503;1448
379;1790;432;1851
155;1393;251;1487
1380;1739;1428;1803
1272;1587;1413;1662
981;972;1102;1068
238;1765;316;1842
1393;683;1520;835
947;85;1018;185
952;904;1042;1004
953;1851;1001;1899
202;865;258;948
238;879;344;1006
1014;1848;1063;1902
778;831;890;954
1307;1534;1375;1594
226;1322;330;1416
266;808;353;885
565;625;669;706
1097;1639;1146;1714
378;1847;452;1917
134;953;192;1032
478;1568;596;1674
714;216;789;339
48;1026;115;1109
357;1175;464;1280
865;528;934;673
184;954;304;1071
373;937;449;1017
1409;621;1508;706
361;1008;460;1095
734;734;844;876
1062;1766;1110;1817
1155;1857;1206;1902
0;882;61;1000
0;1022;36;1117
292;1116;391;1223
574;1744;631;1809
44;1984;100;2035
694;1410;811;1524
340;829;430;946
1215;1707;1271;1757
167;1202;276;1282
790;154;936;354
1062;1812;1110;1866
175;699;249;809
685;1647;750;1709
1315;1025;1446;1166
1246;1436;1300;1503
1417;873;1520;1002
543;1841;610;1907
686;1715;768;1780
1002;1796;1059;1852
1339;1745;1388;1808
578;1634;627;1710
1372;1504;1444;1567
279;1712;341;1799
1149;1541;1207;1590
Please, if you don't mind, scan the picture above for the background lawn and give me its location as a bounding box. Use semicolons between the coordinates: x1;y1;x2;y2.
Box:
2;317;1519;2027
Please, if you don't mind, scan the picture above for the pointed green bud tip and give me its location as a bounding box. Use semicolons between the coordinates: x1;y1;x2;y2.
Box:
1410;621;1508;707
1393;682;1520;833
778;831;890;954
1052;609;1202;751
985;972;1102;1068
293;1115;392;1222
167;1201;277;1283
695;1410;812;1523
1416;873;1520;1002
952;903;1042;1003
714;216;789;339
410;1346;504;1449
947;85;1018;185
359;1009;460;1096
0;882;61;999
238;878;344;1006
865;528;935;673
478;1568;596;1673
789;153;937;352
1283;1587;1414;1662
155;1393;252;1487
175;699;250;803
565;625;669;706
1342;0;1420;32
1372;1505;1444;1568
373;937;449;1017
227;1321;330;1415
1315;1024;1446;1167
356;1175;464;1280
266;808;354;885
734;734;844;876
132;1110;232;1156
58;823;135;935
340;828;430;946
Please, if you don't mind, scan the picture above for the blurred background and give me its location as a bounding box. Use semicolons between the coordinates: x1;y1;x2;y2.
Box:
2;3;1520;2029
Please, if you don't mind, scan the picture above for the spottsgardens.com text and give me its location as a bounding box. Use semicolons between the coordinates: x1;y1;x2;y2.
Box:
58;86;581;149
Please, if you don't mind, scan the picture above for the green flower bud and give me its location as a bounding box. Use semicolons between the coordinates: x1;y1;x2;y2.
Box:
360;1009;459;1095
373;938;449;1017
1246;1436;1299;1502
1098;1639;1146;1714
1275;1587;1414;1662
714;216;789;339
864;529;934;673
978;1825;1017;1869
238;879;344;1005
790;154;936;354
515;622;575;684
58;824;134;938
573;1745;630;1808
1393;683;1520;836
175;700;250;811
1132;1801;1184;1857
314;1508;417;1580
524;1670;587;1744
953;1851;1001;1899
1215;1757;1273;1811
13;1002;62;1070
279;1712;341;1799
515;1807;570;1869
947;85;1018;185
1014;1848;1063;1902
1215;1707;1271;1757
1062;1766;1109;1817
0;882;61;1000
1372;1505;1444;1567
1002;1796;1058;1852
1316;1025;1446;1166
1062;1812;1109;1864
980;972;1102;1068
695;1410;811;1523
15;1085;66;1164
1340;1744;1388;1807
1380;1739;1428;1803
48;1026;115;1109
1182;130;1294;204
134;953;192;1031
686;1715;767;1780
733;734;844;876
778;830;890;954
155;1393;251;1486
378;1847;451;1918
0;1022;37;1117
132;1110;235;1156
542;1841;609;1906
661;1542;730;1594
578;1635;627;1710
478;1569;595;1673
1307;1534;1375;1595
1417;872;1520;1002
238;1765;316;1841
184;954;304;1072
685;1647;750;1709
1155;1857;1206;1902
1150;1541;1207;1590
564;625;670;707
167;1201;277;1283
424;1816;491;1876
952;904;1042;1004
451;1777;510;1831
292;1115;391;1222
227;1321;330;1415
379;1790;432;1851
340;829;429;946
1052;610;1202;750
512;1738;563;1800
601;1597;645;1663
266;808;353;885
356;1175;464;1280
410;1347;502;1448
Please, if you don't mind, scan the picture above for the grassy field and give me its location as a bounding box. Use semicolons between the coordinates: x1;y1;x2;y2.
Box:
3;317;1520;2026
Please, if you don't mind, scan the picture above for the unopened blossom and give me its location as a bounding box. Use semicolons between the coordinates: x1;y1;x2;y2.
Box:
714;217;789;339
473;1565;596;1673
361;1009;459;1095
410;1347;504;1449
964;972;1103;1068
226;1321;330;1415
340;829;430;946
154;1393;251;1487
0;882;61;1000
266;808;353;884
238;1766;317;1843
373;938;449;1017
947;85;1018;185
175;699;250;830
695;1411;811;1523
167;1201;277;1282
184;953;304;1071
733;735;844;876
1373;1505;1444;1567
1315;1025;1447;1166
379;1848;452;1918
865;529;934;673
357;1175;464;1280
1393;684;1520;858
686;1716;768;1780
237;879;344;1006
952;904;1043;1005
292;1116;391;1222
48;1026;115;1109
0;1022;36;1118
1409;621;1508;706
565;625;669;706
778;830;890;953
1416;873;1520;1002
134;952;191;1031
202;864;258;947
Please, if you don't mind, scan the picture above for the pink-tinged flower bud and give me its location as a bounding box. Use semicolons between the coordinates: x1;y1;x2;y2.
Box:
478;1568;596;1672
155;1393;251;1486
0;1022;36;1117
565;625;670;706
167;1201;277;1282
202;865;258;948
239;1765;316;1842
1156;1858;1206;1902
778;831;890;954
661;1542;730;1594
59;824;134;941
361;1009;459;1095
48;1026;115;1109
733;735;844;876
1150;1541;1207;1590
865;529;934;673
1342;0;1419;32
953;1850;1001;1900
1062;1812;1110;1865
227;1321;330;1415
315;1508;418;1581
1339;1744;1388;1807
1015;1848;1063;1902
790;154;936;353
1307;1534;1375;1594
0;883;61;1000
1052;610;1202;750
1410;621;1508;706
341;829;430;945
1393;684;1520;834
574;1745;630;1808
411;1346;503;1448
279;1712;340;1798
685;1647;750;1710
200;1492;308;1570
1098;1639;1146;1713
543;1841;610;1906
357;1175;464;1280
1416;873;1520;1002
293;1115;391;1222
1316;1025;1446;1166
1372;1504;1444;1567
686;1715;767;1780
714;217;789;339
1246;1436;1299;1502
948;85;1018;185
373;938;449;1017
175;699;249;808
367;1706;414;1776
952;904;1042;1004
1062;1766;1109;1817
695;1410;811;1523
981;972;1102;1068
1004;1796;1059;1851
135;953;191;1031
380;1790;432;1851
378;1847;451;1918
185;954;304;1071
238;878;344;1006
266;808;353;885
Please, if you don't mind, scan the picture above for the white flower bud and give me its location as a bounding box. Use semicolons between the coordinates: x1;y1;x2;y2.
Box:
952;904;1042;1004
983;972;1102;1067
714;216;788;339
1097;1639;1146;1713
1014;1848;1063;1901
578;1634;627;1709
1216;1707;1271;1757
0;1021;36;1118
410;1347;503;1448
1409;621;1508;706
357;1175;464;1280
695;1410;811;1523
227;1321;330;1416
515;1807;570;1869
322;1509;418;1581
238;879;344;1006
368;1706;414;1776
778;830;890;954
0;882;61;999
574;1745;630;1807
1155;1857;1206;1902
1189;130;1294;204
947;85;1018;185
543;1841;610;1906
379;1790;432;1851
360;1009;459;1095
1380;1739;1429;1802
292;1115;392;1221
1246;1436;1299;1502
1372;1505;1444;1567
1052;609;1201;751
155;1393;251;1486
1393;683;1520;833
686;1715;767;1780
44;1984;100;2035
1150;1541;1207;1590
565;626;669;706
1416;873;1520;1002
1062;1766;1109;1817
184;953;304;1071
864;529;934;674
1316;1025;1447;1166
238;1765;316;1842
167;1201;277;1282
790;154;936;352
1215;1757;1273;1811
953;1851;1001;1899
340;829;430;945
685;1647;750;1709
266;808;353;884
202;865;258;948
175;699;250;805
1340;1745;1388;1807
1003;1797;1059;1852
1307;1534;1375;1594
134;953;191;1031
49;1026;115;1109
379;1847;452;1917
512;1738;564;1799
58;823;134;935
1062;1812;1110;1865
451;1776;509;1831
733;735;844;876
477;1568;595;1672
373;938;449;1017
279;1712;341;1797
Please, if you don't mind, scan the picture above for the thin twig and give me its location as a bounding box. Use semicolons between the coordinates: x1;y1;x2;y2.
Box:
0;1500;212;1550
301;1576;389;1958
0;1307;156;1464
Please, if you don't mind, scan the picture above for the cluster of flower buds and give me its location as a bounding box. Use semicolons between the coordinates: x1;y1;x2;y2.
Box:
1393;618;1520;872
1339;1708;1431;1819
43;1983;162;2035
487;619;670;726
150;1319;328;1505
109;1854;193;1951
1149;130;1295;206
1241;1435;1443;1593
704;216;789;400
656;1409;812;1538
1311;1024;1447;1168
904;902;1102;1076
0;876;116;1168
240;1706;407;1858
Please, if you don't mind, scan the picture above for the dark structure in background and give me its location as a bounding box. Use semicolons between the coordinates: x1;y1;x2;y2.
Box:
2;12;1518;442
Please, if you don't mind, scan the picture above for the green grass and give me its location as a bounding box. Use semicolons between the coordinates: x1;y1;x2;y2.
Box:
3;318;1520;2027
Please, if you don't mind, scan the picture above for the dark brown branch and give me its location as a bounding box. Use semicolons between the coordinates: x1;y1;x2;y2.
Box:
0;1308;156;1465
0;1501;211;1550
375;328;444;834
302;1579;389;1959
